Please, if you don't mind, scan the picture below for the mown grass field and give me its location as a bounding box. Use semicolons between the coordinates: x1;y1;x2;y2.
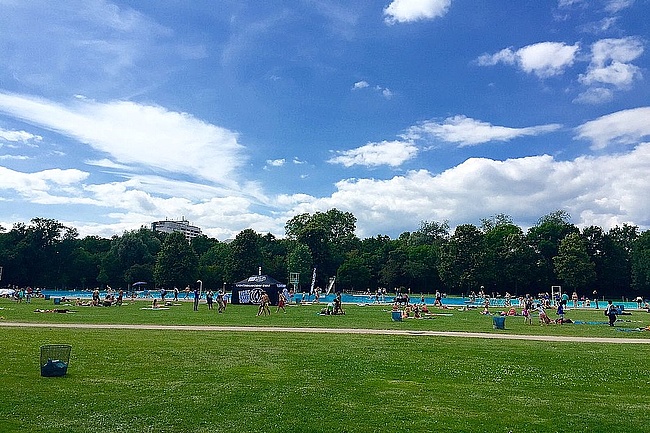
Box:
1;297;650;432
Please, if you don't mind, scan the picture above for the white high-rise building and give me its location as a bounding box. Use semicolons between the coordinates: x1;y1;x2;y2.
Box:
151;217;202;240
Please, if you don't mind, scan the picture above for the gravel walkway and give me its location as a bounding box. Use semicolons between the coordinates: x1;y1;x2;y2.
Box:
2;321;649;344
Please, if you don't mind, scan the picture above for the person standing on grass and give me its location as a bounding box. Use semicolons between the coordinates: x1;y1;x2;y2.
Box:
556;302;565;324
572;291;579;308
257;291;271;316
206;290;214;310
193;287;200;311
276;290;286;313
174;287;179;302
606;300;617;327
217;290;226;313
593;290;599;309
522;304;532;325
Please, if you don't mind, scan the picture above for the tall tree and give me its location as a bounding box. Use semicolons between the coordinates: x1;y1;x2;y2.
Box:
198;241;231;289
228;228;262;280
259;233;288;279
356;235;398;291
154;231;199;288
631;230;650;293
582;226;628;295
439;224;485;293
0;218;74;287
526;210;579;290
482;220;537;295
608;224;639;294
337;253;371;292
380;247;408;289
284;208;358;284
99;228;160;287
286;242;313;290
408;220;449;246
553;233;596;292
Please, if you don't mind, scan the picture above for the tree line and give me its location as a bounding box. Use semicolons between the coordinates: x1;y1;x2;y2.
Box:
1;210;649;298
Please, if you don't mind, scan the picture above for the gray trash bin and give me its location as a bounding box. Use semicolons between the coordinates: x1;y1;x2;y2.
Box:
40;344;72;377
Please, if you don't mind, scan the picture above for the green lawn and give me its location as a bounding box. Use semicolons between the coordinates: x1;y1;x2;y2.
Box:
1;298;650;432
2;297;649;338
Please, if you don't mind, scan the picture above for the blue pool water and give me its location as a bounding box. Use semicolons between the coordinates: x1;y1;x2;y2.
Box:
40;289;641;310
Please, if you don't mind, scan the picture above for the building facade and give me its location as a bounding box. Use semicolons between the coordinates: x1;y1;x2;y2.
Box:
151;218;202;240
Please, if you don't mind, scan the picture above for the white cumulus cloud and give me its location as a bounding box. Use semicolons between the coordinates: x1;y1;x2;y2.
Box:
575;106;650;149
384;0;452;24
579;37;644;88
295;142;650;237
406;115;562;146
328;140;418;167
0;128;42;144
0;92;247;188
478;42;580;78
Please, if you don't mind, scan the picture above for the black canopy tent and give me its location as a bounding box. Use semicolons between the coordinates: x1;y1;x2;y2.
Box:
230;273;286;305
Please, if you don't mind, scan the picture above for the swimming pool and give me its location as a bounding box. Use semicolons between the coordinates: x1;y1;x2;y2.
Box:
40;289;642;310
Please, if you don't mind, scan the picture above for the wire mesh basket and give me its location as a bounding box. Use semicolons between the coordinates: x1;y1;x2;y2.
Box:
40;344;72;377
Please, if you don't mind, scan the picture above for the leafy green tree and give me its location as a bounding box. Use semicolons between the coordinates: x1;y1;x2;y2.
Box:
404;244;441;292
99;228;160;287
553;233;596;291
439;224;485;293
259;233;288;280
0;218;75;288
286;242;313;290
631;230;650;292
191;235;218;259
228;228;262;280
357;235;399;290
337;253;371;291
481;216;537;295
380;247;408;289
526;210;579;290
408;220;449;246
198;241;231;288
285;208;358;285
608;224;639;294
154;231;199;288
582;226;628;296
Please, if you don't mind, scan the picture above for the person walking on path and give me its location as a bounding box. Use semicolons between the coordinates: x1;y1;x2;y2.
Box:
605;300;617;327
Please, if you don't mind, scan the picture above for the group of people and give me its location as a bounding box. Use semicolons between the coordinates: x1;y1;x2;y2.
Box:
392;301;430;319
205;290;227;313
319;293;345;315
489;294;626;327
90;288;123;307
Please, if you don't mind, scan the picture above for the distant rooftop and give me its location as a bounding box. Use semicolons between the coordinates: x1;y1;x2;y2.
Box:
151;217;202;240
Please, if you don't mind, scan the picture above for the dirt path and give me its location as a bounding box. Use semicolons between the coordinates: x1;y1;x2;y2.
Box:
2;321;649;344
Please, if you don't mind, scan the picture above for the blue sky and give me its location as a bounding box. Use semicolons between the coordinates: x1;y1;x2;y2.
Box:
1;0;649;240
